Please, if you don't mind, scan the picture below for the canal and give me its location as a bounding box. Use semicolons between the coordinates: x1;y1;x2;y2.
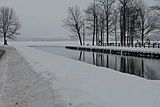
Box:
33;46;160;80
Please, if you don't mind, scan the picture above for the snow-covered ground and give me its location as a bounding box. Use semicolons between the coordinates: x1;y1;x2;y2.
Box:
8;43;160;107
0;46;68;107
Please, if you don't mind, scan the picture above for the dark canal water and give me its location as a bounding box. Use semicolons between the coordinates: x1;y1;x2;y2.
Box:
34;46;160;80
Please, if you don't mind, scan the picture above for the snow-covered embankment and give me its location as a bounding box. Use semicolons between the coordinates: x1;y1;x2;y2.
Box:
0;46;67;107
14;45;160;107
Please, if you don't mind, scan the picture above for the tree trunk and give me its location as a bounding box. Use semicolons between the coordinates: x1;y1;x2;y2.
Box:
131;34;134;47
92;16;96;45
95;17;99;46
92;29;95;46
76;25;82;45
78;32;82;45
141;30;144;46
123;4;126;46
4;34;8;45
115;26;117;46
101;30;103;46
120;10;123;46
106;18;109;46
142;36;144;46
106;10;109;46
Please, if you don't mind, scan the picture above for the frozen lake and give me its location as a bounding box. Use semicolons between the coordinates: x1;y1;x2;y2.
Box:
33;46;160;80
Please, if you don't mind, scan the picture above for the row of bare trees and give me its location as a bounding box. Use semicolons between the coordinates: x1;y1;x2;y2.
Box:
64;0;160;46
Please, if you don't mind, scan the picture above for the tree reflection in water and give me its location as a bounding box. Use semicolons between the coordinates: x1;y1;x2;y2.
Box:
78;51;151;79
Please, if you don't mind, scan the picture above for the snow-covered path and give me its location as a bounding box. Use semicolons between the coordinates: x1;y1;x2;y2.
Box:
14;45;160;107
0;46;67;107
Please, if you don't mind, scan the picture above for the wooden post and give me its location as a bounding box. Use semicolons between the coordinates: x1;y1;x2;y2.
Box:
148;43;150;48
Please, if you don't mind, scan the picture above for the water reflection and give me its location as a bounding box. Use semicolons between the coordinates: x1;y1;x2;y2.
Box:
33;46;160;80
78;51;159;80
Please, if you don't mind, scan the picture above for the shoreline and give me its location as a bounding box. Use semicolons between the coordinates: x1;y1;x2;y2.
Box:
15;45;160;107
0;45;160;107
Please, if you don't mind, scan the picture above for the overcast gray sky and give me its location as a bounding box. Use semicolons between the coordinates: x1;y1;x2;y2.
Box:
0;0;155;39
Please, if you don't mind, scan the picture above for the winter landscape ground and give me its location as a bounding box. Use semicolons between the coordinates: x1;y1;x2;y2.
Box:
0;42;159;107
0;0;160;106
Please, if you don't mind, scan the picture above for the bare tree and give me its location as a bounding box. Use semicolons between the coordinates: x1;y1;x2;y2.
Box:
99;9;105;46
0;7;20;45
112;8;119;46
119;0;128;46
98;0;115;45
150;2;160;31
136;1;159;45
84;1;99;45
126;0;139;46
64;6;83;45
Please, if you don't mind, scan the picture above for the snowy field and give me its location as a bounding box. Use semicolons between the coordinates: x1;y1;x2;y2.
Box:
0;42;160;107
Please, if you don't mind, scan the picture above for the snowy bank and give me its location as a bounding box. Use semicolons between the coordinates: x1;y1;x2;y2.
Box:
0;46;67;107
14;45;160;107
